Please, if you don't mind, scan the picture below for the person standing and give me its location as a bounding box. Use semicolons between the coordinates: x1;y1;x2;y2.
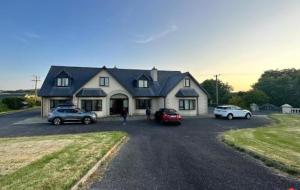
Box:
121;108;128;125
146;107;151;120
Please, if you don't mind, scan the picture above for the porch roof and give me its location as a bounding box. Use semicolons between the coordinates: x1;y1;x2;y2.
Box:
76;88;107;97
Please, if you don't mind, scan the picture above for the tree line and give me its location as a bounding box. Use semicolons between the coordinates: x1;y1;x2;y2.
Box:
201;68;300;108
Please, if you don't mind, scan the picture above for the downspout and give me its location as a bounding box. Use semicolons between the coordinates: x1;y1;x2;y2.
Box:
164;97;166;108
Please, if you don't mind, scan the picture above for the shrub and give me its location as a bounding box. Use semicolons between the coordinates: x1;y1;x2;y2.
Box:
2;97;24;110
0;101;10;112
24;95;41;107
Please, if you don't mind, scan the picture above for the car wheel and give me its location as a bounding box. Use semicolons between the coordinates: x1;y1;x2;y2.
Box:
227;114;233;120
53;118;62;126
83;117;92;125
245;113;251;119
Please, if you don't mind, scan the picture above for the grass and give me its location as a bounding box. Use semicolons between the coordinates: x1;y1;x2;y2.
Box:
0;132;127;190
222;114;300;176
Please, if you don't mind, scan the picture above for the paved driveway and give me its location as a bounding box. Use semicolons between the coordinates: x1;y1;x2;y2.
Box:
0;112;299;190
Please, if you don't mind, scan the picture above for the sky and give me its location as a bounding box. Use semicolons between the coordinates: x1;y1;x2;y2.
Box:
0;0;299;91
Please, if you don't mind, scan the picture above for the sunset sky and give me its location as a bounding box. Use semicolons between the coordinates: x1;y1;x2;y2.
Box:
0;0;299;91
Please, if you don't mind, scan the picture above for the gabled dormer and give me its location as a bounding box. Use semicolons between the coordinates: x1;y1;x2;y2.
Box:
134;73;151;88
55;71;72;87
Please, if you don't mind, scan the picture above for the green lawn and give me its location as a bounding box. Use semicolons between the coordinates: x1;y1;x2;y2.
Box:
0;132;127;190
222;114;300;176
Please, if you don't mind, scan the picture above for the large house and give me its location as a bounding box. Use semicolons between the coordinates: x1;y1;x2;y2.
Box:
39;66;209;118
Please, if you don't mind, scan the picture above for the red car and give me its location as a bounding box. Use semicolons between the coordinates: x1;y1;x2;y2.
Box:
155;108;182;125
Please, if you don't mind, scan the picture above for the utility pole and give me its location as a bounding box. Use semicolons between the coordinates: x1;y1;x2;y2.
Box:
214;74;221;105
32;75;40;102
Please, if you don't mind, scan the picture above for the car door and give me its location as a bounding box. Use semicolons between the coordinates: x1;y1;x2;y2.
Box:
234;106;244;117
230;106;239;117
64;109;81;121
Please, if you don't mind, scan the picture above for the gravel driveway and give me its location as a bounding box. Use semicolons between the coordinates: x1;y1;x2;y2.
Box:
0;111;299;190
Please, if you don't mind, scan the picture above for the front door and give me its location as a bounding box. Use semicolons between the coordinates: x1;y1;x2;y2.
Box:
110;99;128;115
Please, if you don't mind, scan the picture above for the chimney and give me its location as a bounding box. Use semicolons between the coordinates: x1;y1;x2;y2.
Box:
151;67;158;82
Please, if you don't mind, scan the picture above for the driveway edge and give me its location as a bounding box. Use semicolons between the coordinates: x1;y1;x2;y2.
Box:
70;136;129;190
0;107;40;116
219;134;300;180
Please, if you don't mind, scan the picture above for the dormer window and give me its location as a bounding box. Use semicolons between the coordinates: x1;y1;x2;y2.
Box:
184;78;190;87
57;78;69;87
138;80;148;88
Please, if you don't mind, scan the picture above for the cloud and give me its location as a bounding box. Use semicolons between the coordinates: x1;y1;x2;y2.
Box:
134;25;178;44
14;36;29;44
14;32;41;44
24;32;41;39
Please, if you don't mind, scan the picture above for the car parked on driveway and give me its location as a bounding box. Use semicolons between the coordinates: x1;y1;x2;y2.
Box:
48;107;97;125
214;105;252;120
155;108;182;125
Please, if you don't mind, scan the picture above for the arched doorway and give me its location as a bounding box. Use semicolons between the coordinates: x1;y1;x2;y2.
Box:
110;93;129;115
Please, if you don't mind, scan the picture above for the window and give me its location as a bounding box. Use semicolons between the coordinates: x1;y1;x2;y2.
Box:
64;109;79;113
57;78;69;87
136;99;151;109
99;77;109;86
50;99;72;108
138;80;148;88
81;100;102;112
179;99;196;110
184;78;190;87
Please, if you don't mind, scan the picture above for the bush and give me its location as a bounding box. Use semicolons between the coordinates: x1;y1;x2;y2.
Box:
2;97;24;110
24;95;41;107
0;101;10;112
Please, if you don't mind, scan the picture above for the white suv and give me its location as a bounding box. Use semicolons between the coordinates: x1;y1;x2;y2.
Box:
214;105;252;120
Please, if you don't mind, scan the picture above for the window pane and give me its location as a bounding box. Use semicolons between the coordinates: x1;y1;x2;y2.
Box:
57;78;62;86
190;100;196;110
136;99;151;109
184;79;190;87
105;78;109;86
144;80;148;87
184;100;189;110
138;80;143;87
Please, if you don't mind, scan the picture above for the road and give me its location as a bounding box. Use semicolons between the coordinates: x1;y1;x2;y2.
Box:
0;111;299;190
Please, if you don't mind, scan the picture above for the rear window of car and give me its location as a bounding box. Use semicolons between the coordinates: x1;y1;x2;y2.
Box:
165;109;177;114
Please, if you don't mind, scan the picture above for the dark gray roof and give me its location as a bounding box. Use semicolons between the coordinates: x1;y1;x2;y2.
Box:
76;88;107;97
175;88;199;97
39;66;101;97
39;66;209;97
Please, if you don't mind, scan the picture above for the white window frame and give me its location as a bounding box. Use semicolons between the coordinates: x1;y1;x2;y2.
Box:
184;78;191;87
57;78;69;87
179;99;196;110
100;77;109;87
138;80;148;88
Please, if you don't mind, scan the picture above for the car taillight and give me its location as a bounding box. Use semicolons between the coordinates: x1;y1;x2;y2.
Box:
177;115;182;119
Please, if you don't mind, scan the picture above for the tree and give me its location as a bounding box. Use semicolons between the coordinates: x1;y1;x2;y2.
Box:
202;79;233;105
228;95;247;108
243;90;269;106
253;68;300;107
